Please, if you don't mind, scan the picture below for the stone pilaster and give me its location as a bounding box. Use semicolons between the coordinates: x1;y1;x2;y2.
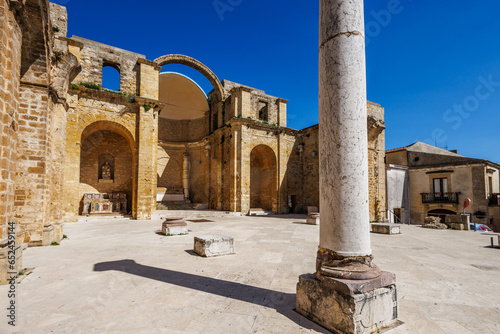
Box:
135;100;160;220
182;153;190;202
296;1;399;333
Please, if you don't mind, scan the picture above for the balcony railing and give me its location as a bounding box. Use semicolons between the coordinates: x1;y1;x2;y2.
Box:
488;194;500;206
421;192;459;204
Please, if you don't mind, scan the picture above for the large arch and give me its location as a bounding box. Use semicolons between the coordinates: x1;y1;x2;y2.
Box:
81;120;136;155
154;54;225;100
250;145;278;212
78;121;137;215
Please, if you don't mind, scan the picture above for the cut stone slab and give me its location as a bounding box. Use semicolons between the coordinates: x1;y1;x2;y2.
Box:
306;213;320;225
248;208;274;216
194;235;235;257
296;274;399;334
371;223;400;235
162;220;188;236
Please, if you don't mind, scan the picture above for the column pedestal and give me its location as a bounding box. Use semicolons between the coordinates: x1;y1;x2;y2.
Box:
296;274;399;334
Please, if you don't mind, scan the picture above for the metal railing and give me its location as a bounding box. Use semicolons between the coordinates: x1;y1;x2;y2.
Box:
421;192;459;204
387;209;406;224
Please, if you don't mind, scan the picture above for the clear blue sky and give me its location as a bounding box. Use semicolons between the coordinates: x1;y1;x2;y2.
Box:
59;0;500;162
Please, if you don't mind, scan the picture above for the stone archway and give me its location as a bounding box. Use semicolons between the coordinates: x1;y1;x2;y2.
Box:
250;145;277;212
154;54;224;101
79;129;134;214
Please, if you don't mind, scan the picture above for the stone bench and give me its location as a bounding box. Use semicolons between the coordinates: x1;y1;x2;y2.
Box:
370;223;400;235
194;235;235;257
162;218;188;236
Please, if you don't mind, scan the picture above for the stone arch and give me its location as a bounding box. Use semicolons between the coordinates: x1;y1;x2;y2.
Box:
250;145;278;212
80;120;136;154
78;121;136;215
154;54;225;100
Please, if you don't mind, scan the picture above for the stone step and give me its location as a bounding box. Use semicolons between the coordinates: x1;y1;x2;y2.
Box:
156;202;196;211
78;215;131;222
153;210;242;220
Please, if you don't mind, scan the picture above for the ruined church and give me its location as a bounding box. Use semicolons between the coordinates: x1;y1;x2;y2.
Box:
0;1;386;282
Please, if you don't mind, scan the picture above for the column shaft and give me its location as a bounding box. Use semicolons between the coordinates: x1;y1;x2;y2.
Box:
319;0;371;257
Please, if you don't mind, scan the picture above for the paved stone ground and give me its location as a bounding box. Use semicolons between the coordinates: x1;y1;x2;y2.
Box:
1;215;499;334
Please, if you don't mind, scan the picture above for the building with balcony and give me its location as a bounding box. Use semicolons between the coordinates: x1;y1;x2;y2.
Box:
386;142;500;231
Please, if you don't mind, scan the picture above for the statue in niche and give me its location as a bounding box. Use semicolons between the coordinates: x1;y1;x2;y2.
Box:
102;162;112;180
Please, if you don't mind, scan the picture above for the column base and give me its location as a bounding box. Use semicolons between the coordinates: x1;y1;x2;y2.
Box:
296;273;400;334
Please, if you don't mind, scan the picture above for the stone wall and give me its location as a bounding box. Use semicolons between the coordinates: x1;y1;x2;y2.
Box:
0;0;23;242
158;117;208;143
69;36;144;94
0;0;77;283
282;103;386;221
367;102;387;221
285;125;319;213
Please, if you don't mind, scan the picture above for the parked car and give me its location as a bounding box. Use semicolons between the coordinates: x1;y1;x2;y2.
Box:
469;223;494;232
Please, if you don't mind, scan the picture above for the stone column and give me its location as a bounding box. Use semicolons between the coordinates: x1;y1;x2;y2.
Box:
183;153;190;202
296;1;399;333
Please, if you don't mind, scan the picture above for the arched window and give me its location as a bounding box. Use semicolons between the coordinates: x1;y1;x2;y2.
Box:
102;63;120;91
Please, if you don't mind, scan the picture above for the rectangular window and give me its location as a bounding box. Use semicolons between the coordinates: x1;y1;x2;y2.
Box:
258;101;269;121
488;176;493;195
433;178;448;197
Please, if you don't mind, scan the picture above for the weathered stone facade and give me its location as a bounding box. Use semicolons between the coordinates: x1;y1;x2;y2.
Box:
0;2;387;284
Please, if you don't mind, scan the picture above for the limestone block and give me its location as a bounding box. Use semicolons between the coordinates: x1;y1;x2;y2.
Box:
194;235;235;257
371;223;400;235
162;220;187;236
53;222;64;243
306;213;320;225
296;274;399;334
42;225;55;246
164;226;188;236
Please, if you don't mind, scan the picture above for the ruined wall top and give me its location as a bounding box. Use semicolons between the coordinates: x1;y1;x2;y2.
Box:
49;2;67;38
68;36;145;95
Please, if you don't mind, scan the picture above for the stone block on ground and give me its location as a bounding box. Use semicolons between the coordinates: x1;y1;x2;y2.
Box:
296;274;399;334
371;223;400;235
195;203;209;210
306;213;320;225
42;225;55;246
194;235;235;257
162;220;188;236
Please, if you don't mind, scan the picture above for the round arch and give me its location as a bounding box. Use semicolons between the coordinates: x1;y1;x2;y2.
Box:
250;145;278;212
81;120;136;154
154;54;225;100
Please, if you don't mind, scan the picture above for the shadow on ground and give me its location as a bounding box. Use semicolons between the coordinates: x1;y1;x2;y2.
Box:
94;259;329;333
